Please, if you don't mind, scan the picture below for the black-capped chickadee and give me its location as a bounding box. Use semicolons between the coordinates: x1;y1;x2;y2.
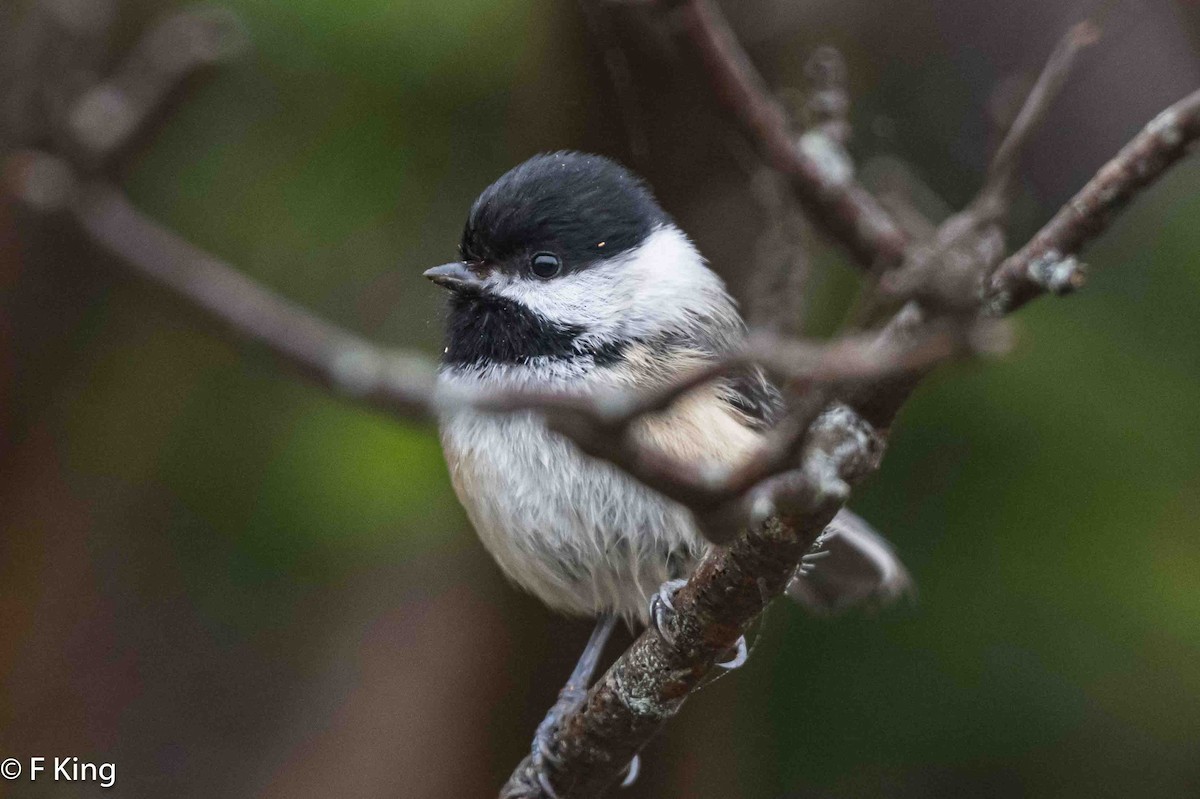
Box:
426;152;910;788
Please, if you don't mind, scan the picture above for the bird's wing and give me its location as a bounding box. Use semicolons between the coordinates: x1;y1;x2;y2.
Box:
719;365;785;431
718;365;914;614
617;343;769;466
786;508;916;616
625;340;913;613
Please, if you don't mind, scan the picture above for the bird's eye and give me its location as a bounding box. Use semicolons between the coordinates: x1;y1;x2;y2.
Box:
530;252;562;279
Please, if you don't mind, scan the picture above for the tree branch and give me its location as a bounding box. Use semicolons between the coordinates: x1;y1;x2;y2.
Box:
661;0;909;270
7;155;968;547
978;21;1101;213
500;25;1200;799
70;178;441;419
878;20;1100;312
67;7;248;168
987;87;1200;313
503;404;882;799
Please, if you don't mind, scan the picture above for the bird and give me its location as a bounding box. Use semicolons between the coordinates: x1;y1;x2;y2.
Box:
425;151;910;792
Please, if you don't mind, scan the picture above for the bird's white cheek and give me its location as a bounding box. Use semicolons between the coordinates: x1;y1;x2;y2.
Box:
494;268;628;334
486;225;737;343
616;226;732;335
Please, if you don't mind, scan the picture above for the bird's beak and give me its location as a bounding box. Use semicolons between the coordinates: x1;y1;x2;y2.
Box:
423;262;485;293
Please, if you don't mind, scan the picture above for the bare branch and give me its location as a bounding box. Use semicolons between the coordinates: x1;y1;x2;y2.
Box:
65;175;442;420
502;403;883;799
978;21;1101;213
6;152;969;541
463;319;993;542
879;20;1101;311
988;87;1200;313
662;0;909;270
501;80;1200;799
68;7;248;167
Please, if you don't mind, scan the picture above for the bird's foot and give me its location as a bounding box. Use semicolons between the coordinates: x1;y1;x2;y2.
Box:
621;754;640;787
530;690;640;795
649;578;689;647
649;578;747;670
716;635;748;670
530;686;581;797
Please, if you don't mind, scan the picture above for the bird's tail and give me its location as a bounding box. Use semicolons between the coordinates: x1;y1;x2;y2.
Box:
786;508;915;616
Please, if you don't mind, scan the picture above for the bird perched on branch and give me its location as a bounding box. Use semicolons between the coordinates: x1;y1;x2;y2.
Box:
426;151;910;792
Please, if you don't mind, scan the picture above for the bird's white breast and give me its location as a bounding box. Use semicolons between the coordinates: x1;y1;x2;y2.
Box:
438;357;761;622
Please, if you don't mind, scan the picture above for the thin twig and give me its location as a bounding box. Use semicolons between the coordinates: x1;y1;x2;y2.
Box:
988;87;1200;313
664;0;908;270
70;179;441;418
878;20;1102;311
68;7;248;168
978;21;1101;213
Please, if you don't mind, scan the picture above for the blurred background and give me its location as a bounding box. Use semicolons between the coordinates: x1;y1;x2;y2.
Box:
2;0;1200;796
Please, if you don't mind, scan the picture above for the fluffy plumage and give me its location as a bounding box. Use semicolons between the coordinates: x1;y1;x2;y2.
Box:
431;152;906;623
435;153;767;621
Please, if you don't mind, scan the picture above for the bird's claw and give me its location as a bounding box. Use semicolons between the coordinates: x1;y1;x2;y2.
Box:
533;720;562;768
535;766;561;799
620;754;640;788
716;635;748;670
530;700;640;795
531;729;563;798
653;579;749;670
649;578;689;646
529;686;588;798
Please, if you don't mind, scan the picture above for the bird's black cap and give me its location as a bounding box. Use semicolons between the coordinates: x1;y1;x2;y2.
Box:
460;151;670;273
